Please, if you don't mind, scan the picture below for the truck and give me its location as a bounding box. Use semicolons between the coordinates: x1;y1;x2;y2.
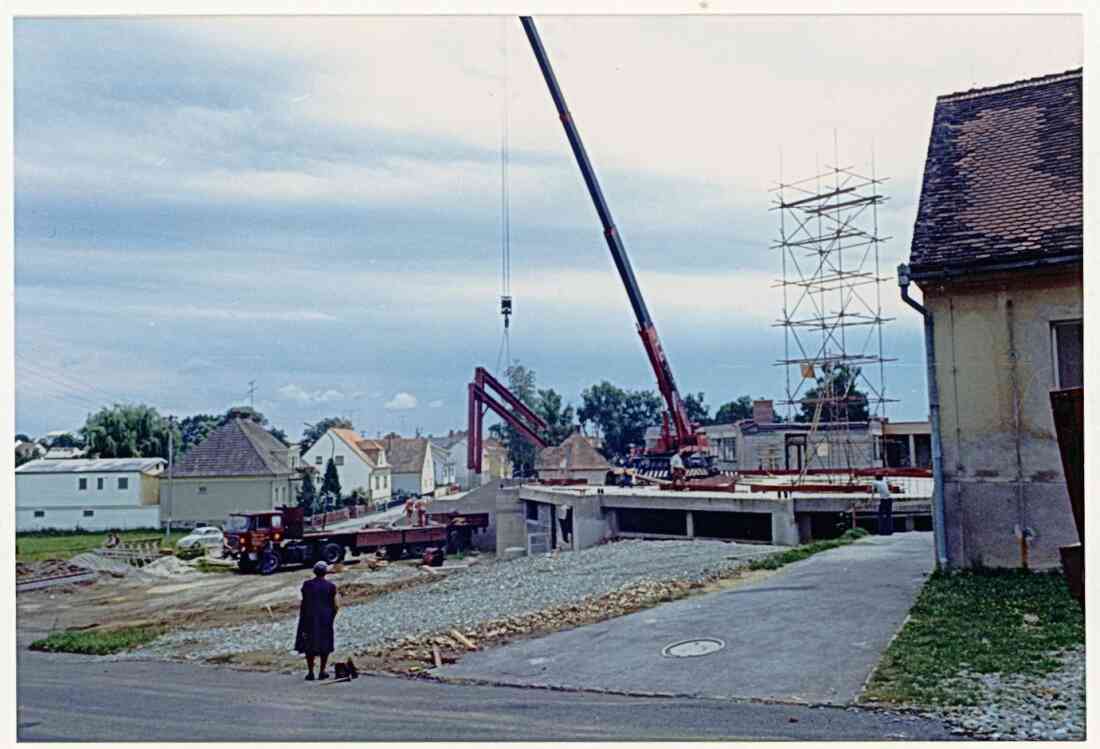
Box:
223;505;489;575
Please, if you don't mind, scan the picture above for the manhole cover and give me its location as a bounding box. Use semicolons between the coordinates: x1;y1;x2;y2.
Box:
661;638;726;658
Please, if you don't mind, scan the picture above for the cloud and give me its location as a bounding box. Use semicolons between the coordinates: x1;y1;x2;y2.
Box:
428;399;444;408
384;392;418;410
278;384;345;404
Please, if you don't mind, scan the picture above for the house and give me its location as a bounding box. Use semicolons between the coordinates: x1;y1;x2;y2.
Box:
15;440;44;465
535;431;610;484
901;68;1082;569
482;438;512;481
160;417;299;527
16;457;166;531
382;436;435;497
432;430;483;490
43;446;87;460
429;441;456;490
299;429;392;505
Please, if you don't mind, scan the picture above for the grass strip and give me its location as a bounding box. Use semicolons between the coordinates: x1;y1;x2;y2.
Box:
863;568;1084;706
30;625;164;655
16;529;188;562
745;527;869;571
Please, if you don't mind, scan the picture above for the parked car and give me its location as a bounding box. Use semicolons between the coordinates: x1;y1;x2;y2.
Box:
176;526;225;551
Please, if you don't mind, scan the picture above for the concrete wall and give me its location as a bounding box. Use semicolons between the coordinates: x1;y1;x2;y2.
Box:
16;471;161;531
922;267;1081;569
160;475;296;527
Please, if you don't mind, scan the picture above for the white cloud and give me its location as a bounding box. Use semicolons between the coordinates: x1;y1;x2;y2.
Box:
278;384;345;404
384;392;418;410
428;399;444;408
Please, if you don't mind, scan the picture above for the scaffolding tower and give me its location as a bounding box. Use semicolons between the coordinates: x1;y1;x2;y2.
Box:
771;154;896;476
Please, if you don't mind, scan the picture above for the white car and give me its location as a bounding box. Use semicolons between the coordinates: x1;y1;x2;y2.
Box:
176;526;225;550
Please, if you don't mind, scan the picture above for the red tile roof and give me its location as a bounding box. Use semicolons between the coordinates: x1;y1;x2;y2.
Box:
908;69;1081;278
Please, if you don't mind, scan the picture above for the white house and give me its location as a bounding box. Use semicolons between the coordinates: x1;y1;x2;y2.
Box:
16;457;166;531
430;442;456;490
433;430;494;490
382;436;435;497
300;428;392;504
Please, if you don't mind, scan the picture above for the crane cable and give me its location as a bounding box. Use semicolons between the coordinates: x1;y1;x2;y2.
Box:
495;17;512;377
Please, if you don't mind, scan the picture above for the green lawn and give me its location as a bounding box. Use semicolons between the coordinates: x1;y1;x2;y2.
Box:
16;529;188;562
30;626;164;655
863;568;1084;706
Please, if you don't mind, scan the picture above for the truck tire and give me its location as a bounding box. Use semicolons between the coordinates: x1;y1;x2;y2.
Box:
237;557;256;574
385;544;403;561
320;542;345;565
259;548;282;575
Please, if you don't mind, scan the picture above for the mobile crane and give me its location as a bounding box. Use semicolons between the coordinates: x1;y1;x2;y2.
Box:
467;17;714;478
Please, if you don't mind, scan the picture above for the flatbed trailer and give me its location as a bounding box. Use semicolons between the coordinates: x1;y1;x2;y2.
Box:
225;506;486;574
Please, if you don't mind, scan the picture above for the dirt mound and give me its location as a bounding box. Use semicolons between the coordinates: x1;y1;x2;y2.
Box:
142;555;198;578
67;552;134;576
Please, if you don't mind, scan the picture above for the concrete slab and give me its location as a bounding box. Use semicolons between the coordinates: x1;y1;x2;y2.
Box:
437;532;934;705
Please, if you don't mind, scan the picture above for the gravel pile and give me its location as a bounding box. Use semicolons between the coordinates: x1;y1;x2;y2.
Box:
933;647;1085;741
134;539;778;661
67;552;136;576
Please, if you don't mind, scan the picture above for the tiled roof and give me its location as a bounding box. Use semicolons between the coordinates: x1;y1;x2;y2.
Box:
382;436;429;474
536;432;610;472
908;69;1081;277
329;428;379;469
171;419;292;478
431;431;467;450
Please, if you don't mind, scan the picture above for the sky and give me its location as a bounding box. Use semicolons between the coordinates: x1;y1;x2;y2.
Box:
13;13;1083;442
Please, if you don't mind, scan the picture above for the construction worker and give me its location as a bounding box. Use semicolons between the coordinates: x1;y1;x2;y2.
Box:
404;497;416;525
872;474;893;536
669;450;687;484
414;499;428;527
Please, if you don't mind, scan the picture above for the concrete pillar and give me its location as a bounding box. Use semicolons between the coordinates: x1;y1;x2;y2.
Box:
797;513;813;544
909;434;917;467
685;511;695;538
771;500;800;546
494;487;526;553
903;515;915;532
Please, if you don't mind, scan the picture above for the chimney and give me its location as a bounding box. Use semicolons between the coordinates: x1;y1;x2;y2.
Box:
752;399;775;424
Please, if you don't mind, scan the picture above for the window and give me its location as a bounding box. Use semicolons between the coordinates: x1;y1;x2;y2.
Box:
97;477;104;491
83;509;94;518
315;455;323;465
33;510;45;518
78;478;88;491
198;486;208;495
335;455;344;466
117;477;129;490
1052;320;1083;389
271;515;282;529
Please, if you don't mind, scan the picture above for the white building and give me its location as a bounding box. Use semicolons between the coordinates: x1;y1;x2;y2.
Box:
430;442;456;490
299;428;392;504
382;436;435;497
16;457;166;531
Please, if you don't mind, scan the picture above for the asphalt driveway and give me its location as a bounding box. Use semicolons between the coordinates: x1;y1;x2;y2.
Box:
438;532;935;705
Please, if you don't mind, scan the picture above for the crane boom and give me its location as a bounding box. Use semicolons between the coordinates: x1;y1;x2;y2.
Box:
520;16;702;454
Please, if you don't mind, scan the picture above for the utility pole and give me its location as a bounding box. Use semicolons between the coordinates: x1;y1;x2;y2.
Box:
166;416;175;537
247;380;257;409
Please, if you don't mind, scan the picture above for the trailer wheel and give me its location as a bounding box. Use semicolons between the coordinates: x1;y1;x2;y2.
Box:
259;548;281;575
320;542;346;565
385;544;403;561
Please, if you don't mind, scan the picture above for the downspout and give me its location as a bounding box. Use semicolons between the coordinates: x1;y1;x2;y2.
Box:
898;264;949;569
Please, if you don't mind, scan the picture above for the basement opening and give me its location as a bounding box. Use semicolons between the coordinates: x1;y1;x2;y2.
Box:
616;508;687;536
693;511;772;543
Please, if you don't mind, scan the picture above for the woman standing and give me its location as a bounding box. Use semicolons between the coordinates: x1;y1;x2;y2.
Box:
295;561;338;680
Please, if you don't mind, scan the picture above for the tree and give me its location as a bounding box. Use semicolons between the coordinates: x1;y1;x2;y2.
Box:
50;432;83;448
320;457;342;511
179;414;221;455
81;404;180;460
796;364;870;423
298;470;317;511
683;392;710;426
713;396;753;424
268;426;289;445
535;388;576;446
492;364;539;476
15;433;30;443
300;417;354;454
578;381;663;459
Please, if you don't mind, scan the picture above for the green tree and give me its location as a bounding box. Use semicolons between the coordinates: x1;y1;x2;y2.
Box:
796;364;870;423
683;392;710;426
320;457;342;511
81;404;180;460
300;417;354;454
535;388;576;446
713;396;753;424
15;433;30;443
578;381;663;459
179;414;221;455
489;364;539;476
298;470;317;511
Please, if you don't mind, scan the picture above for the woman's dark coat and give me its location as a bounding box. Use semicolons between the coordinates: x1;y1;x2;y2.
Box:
294;576;337;655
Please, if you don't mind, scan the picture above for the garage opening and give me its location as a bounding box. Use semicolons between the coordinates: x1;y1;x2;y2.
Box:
616;508;687;536
693;511;772;543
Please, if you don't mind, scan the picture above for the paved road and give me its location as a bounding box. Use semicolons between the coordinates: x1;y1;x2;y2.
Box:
439;532;935;704
16;652;954;741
